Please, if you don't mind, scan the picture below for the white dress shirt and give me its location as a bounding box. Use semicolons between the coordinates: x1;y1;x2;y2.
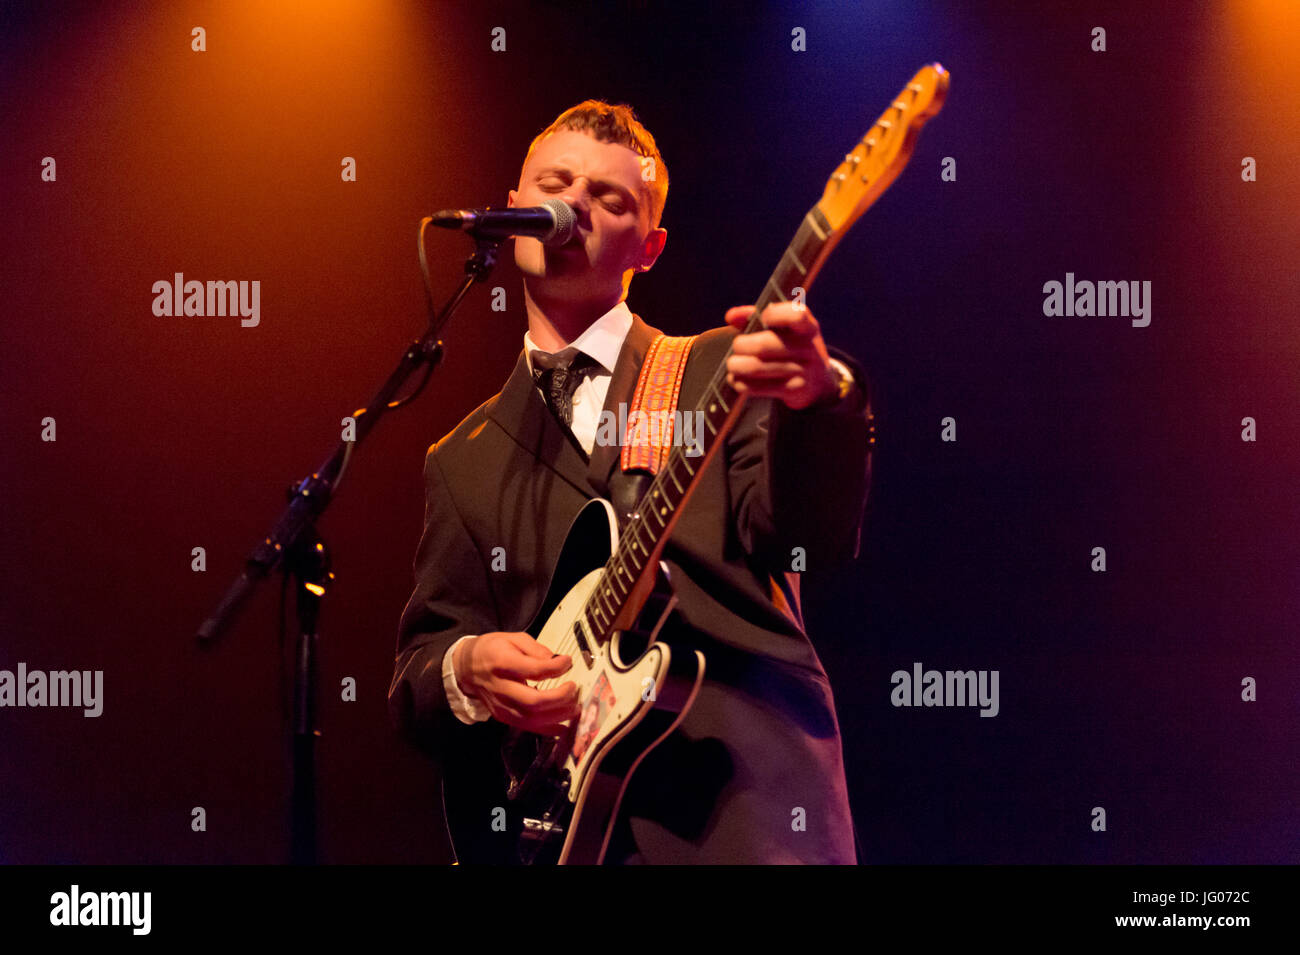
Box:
441;301;633;724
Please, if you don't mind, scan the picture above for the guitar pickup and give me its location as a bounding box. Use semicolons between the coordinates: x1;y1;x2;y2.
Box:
572;620;594;667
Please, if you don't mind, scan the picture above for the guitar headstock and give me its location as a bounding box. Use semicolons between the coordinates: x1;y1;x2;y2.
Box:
816;63;949;237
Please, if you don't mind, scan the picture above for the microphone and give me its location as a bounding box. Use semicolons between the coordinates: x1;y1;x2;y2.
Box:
429;199;577;247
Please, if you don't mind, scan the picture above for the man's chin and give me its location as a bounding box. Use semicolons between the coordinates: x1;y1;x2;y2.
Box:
524;273;622;308
528;258;603;287
516;249;588;280
544;243;590;269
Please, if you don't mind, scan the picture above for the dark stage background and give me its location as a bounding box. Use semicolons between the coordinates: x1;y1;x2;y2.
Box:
1;0;1296;864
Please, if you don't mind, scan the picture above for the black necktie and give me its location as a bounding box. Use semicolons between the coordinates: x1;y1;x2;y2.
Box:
532;350;598;429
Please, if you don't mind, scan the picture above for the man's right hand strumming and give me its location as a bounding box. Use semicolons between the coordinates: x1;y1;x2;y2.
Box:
453;632;582;736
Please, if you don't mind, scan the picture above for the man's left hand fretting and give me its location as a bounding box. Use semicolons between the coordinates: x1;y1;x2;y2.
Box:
724;303;839;410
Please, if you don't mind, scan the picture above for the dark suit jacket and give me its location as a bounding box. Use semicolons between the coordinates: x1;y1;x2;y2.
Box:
388;312;873;863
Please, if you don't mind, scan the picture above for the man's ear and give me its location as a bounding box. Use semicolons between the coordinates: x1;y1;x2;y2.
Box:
636;227;667;272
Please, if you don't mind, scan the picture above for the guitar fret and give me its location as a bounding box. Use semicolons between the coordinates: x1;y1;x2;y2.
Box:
763;277;789;303
640;513;660;550
780;245;809;278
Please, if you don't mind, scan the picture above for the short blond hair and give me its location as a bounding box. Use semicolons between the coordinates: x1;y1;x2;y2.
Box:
521;99;668;230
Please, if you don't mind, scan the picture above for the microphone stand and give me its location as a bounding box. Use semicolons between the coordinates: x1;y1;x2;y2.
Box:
195;227;502;864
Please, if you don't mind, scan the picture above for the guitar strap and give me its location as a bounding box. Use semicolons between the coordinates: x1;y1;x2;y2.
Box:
620;332;697;475
617;332;806;633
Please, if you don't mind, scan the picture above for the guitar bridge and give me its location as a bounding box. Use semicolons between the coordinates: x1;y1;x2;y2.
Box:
517;816;565;865
517;772;572;864
521;817;565;840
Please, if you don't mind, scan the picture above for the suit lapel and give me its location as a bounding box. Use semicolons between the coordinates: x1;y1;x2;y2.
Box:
486;313;663;502
487;350;592;498
587;313;661;498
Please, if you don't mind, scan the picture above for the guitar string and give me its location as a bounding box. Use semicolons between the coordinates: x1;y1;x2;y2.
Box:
530;305;780;693
523;81;933;695
531;220;818;692
531;378;731;691
533;207;831;690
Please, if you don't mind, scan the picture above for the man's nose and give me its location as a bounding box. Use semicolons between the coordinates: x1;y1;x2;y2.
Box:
561;180;591;215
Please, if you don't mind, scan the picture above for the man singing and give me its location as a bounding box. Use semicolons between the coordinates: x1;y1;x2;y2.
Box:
389;99;873;864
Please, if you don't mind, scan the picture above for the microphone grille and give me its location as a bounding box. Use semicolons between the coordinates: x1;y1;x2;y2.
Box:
541;198;576;246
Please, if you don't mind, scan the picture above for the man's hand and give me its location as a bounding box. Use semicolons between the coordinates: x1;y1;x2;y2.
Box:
453;632;582;736
724;303;840;411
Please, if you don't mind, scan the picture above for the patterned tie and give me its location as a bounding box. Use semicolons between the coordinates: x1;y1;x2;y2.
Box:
531;349;598;428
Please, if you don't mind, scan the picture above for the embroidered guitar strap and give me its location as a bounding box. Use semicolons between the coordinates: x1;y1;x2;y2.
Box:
620;332;698;475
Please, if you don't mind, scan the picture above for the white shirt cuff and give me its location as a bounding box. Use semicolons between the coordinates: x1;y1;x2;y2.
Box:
442;635;493;724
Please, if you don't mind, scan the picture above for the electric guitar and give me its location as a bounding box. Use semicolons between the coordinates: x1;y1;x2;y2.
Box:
442;63;949;864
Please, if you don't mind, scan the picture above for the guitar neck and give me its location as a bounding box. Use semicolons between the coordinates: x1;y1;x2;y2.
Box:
577;63;949;639
582;208;834;637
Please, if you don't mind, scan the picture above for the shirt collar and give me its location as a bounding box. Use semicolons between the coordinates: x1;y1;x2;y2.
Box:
523;300;633;377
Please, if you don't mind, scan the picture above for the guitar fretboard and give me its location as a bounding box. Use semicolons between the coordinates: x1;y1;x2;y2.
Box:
580;206;834;641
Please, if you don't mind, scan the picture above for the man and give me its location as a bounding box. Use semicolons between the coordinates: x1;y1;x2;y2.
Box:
388;100;873;864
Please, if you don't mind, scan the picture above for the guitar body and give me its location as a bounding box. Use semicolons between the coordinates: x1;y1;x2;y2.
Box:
442;498;706;865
